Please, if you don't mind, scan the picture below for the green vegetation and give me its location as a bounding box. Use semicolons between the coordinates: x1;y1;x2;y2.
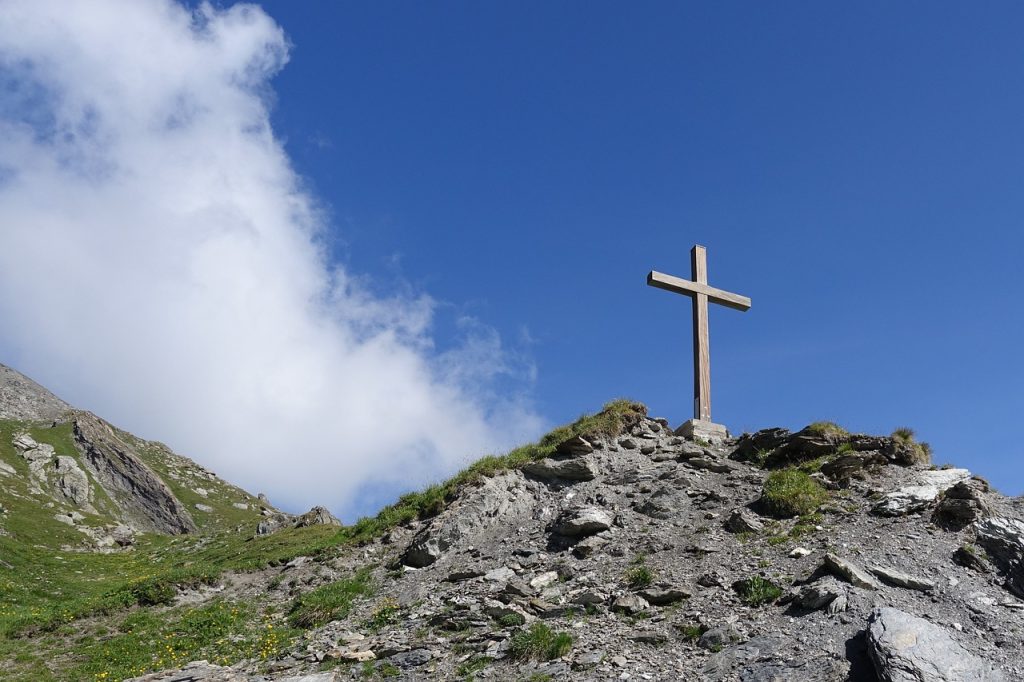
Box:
733;576;783;606
805;421;849;439
0;400;645;679
891;427;932;464
497;612;525;627
288;568;375;628
334;399;646;546
363;598;401;632
456;655;493;679
624;555;654;589
760;469;829;518
676;623;707;642
509;623;574;661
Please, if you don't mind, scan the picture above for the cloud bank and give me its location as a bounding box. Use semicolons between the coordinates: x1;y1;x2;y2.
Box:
0;0;543;518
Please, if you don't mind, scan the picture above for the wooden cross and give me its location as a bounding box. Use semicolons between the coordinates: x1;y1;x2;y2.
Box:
647;245;751;423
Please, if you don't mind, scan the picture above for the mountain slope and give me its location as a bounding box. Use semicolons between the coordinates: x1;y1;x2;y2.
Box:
2;365;1023;681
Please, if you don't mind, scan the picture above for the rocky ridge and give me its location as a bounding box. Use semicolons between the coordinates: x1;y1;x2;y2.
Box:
123;413;1024;682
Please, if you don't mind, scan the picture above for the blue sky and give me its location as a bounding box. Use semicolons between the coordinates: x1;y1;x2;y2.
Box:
260;3;1024;495
0;2;1020;518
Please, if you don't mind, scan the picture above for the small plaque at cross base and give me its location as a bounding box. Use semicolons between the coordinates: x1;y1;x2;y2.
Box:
647;244;750;442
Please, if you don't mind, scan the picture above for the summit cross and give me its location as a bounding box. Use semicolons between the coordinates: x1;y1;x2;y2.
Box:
647;245;751;439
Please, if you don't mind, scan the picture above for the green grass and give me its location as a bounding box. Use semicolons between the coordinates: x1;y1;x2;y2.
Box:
509;623;574;661
0;401;645;679
497;612;525;627
288;568;375;628
676;623;707;642
624;555;654;589
760;469;829;518
891;427;932;464
805;421;849;438
733;577;782;606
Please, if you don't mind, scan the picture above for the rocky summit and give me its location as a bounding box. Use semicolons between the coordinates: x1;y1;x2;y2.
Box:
0;367;1022;681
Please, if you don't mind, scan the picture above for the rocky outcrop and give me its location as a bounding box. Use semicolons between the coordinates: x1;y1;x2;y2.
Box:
866;607;1005;681
71;412;196;534
872;468;972;517
0;362;71;421
294;505;342;529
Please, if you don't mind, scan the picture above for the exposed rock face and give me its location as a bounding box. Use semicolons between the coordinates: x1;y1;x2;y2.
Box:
872;468;972;517
53;454;92;508
294;506;342;529
71;412;196;534
866;607;1005;681
933;478;992;530
0;362;71;421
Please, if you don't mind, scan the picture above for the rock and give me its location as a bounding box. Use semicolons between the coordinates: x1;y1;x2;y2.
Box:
872;469;972;517
71;413;197;534
724;508;764;533
0;460;14;476
110;525;135;547
523;456;597;481
552;506;613;537
572;533;609;558
974;517;1024;567
789;547;812;558
529;571;559;589
53;455;92;508
820;452;886;486
255;513;291;537
611;593;649;615
194;503;213;512
571;590;606;605
555;435;594;456
387;648;432;668
790;577;846;611
932;479;991;530
822;553;880;590
334;648;376;662
618;438;638;449
0;363;72;422
701;634;793;681
573;651;604;669
231;502;248;510
683;457;735;474
868;566;935;592
952;546;990;573
637;585;690;605
445;568;485;582
484;566;516;582
866;607;1005;681
698;623;740;650
293;506;341;528
636;486;689;520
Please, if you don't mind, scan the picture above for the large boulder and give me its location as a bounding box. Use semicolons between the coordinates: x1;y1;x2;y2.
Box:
551;506;614;537
294;506;342;529
872;469;971;517
522;456;597;482
866;607;1005;681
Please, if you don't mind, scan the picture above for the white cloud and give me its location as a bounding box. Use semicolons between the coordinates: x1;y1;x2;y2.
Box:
0;0;543;518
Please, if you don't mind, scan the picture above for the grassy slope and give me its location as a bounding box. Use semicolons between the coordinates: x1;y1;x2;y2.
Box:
0;400;646;680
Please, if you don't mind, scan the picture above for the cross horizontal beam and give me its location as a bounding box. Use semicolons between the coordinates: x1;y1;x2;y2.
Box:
646;271;752;311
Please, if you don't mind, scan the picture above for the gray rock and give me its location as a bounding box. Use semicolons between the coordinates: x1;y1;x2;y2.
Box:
572;533;609;558
0;363;71;421
637;585;690;605
932;479;991;530
293;505;342;528
194;503;213;512
974;517;1024;567
618;438;638;450
866;606;1005;681
869;566;935;592
552;506;613;537
791;577;846;611
698;623;741;650
684;456;736;474
387;648;432;668
636;486;689;520
823;553;880;590
555;435;594;456
53;455;92;508
725;508;765;533
872;469;972;517
611;593;649;615
523;456;597;481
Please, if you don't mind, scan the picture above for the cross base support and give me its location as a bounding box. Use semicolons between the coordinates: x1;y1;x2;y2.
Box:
674;419;730;443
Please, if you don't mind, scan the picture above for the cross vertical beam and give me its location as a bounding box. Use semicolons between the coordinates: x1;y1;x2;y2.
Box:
691;246;711;421
647;244;750;429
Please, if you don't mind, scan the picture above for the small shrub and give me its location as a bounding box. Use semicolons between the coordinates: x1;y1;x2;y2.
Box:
806;421;848;439
890;427;932;464
498;612;525;627
456;655;493;676
364;598;400;632
288;568;374;628
378;662;400;678
624;555;654;589
733;576;782;606
761;469;829;518
509;623;573;661
676;623;707;642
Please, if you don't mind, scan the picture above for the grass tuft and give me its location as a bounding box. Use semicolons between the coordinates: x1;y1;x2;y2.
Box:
288;568;375;629
761;469;829;518
805;421;849;439
732;576;782;606
509;623;574;661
